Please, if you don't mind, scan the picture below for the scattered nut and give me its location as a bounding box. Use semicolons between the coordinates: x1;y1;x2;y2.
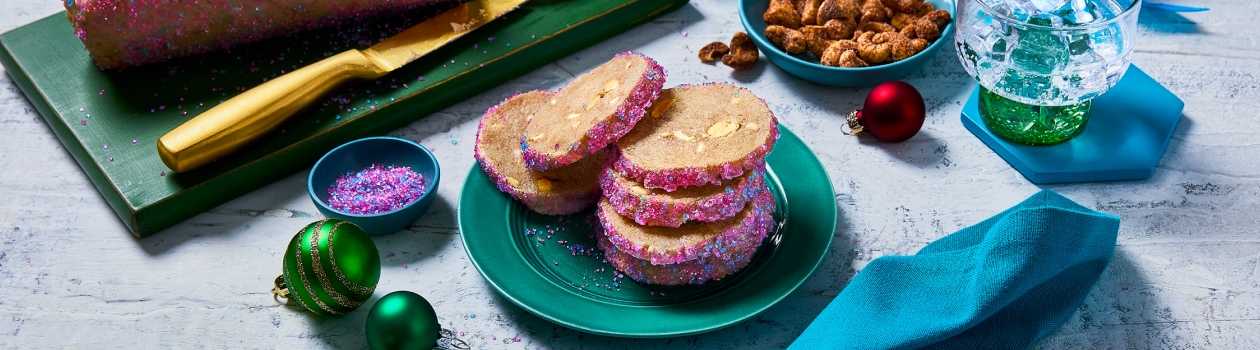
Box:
707;120;740;138
650;99;676;118
721;32;759;70
506;177;521;187
536;178;553;192
698;42;731;62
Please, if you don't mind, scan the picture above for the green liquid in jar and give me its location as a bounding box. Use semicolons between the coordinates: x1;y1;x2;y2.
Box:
978;86;1091;146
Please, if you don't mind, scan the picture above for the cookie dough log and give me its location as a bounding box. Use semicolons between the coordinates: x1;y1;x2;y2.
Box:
66;0;455;69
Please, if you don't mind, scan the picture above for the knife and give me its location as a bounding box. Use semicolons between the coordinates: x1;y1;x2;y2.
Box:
157;0;527;173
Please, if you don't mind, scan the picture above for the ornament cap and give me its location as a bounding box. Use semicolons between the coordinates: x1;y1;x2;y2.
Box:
842;110;865;136
271;275;292;300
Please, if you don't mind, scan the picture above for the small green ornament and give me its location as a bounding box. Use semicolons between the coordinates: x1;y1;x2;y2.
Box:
366;291;443;350
273;219;381;315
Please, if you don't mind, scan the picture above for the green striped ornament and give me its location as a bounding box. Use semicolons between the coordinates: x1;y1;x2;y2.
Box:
280;219;381;315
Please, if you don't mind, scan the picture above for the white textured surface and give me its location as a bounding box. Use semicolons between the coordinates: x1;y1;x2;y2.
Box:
1;0;1258;348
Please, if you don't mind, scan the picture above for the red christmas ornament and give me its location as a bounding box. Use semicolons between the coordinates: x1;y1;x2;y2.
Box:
845;80;926;142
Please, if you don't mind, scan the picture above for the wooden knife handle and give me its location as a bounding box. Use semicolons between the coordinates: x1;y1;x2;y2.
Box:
157;49;389;173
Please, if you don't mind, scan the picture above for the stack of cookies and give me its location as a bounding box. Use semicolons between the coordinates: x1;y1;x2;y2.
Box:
598;84;779;285
474;53;780;286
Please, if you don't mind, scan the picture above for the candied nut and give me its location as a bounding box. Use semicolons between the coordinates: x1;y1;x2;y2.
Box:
764;0;802;29
674;131;695;141
650;99;676;118
765;25;807;54
630;185;649;195
824;18;858;40
838;49;869;67
707;120;740;138
902;9;952;42
818;0;860;24
881;0;930;15
536;178;553;192
802;26;835;57
696;142;706;153
856;31;893;64
860;0;890;23
891;13;916;30
890;33;925;60
745;122;760;131
506;177;521;187
528;133;546;141
722;32;760;70
857;21;896;34
698;42;731;62
821;40;860;66
796;0;822;25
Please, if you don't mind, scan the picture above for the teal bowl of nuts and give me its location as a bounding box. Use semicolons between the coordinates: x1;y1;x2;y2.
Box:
308;136;440;236
738;0;955;87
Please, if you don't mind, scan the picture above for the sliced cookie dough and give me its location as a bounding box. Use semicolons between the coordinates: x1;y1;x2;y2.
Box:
475;90;609;215
600;165;767;228
521;52;665;170
613;84;779;191
596;228;759;286
597;187;776;265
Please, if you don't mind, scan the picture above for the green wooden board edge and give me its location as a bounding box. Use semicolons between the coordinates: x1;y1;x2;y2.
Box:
0;0;689;237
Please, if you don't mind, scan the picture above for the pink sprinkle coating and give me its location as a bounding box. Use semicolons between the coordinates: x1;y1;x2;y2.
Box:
612;84;782;191
66;0;454;69
600;165;767;228
597;187;776;265
473;91;603;215
521;52;666;170
596;228;759;286
326;164;427;215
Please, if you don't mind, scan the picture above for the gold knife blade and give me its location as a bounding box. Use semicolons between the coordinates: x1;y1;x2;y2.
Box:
157;0;527;173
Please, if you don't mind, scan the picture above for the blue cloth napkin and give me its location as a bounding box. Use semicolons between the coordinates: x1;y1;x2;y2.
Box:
790;190;1120;350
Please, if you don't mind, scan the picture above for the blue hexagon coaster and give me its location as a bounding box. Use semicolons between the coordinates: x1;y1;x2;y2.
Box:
961;65;1184;184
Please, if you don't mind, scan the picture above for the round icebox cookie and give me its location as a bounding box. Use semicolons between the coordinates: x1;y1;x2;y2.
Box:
521;52;665;170
596;187;776;265
475;91;608;215
600;165;767;228
596;229;758;286
613;84;780;191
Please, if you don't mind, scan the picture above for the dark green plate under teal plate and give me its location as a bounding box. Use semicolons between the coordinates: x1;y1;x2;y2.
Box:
459;126;836;337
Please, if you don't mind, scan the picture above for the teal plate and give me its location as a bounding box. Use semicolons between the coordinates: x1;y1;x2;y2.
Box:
459;126;835;337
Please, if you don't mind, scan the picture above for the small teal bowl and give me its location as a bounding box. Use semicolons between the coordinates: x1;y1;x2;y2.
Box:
308;136;440;236
739;0;956;87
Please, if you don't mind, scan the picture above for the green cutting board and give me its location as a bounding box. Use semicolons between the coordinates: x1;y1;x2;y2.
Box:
0;0;689;237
